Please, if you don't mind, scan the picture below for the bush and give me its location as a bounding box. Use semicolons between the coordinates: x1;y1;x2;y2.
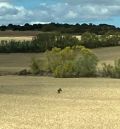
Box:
81;32;120;48
46;45;98;77
114;59;120;78
54;61;75;78
74;48;98;77
46;47;62;72
32;33;81;52
101;63;115;77
0;40;31;53
81;32;100;48
101;59;120;78
30;58;41;75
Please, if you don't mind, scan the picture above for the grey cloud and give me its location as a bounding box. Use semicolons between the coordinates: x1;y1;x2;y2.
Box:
0;2;32;24
30;3;120;23
0;7;18;16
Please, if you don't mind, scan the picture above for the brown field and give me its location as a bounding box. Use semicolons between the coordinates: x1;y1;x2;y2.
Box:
0;31;41;37
0;31;42;41
0;53;45;74
93;46;120;65
0;46;119;74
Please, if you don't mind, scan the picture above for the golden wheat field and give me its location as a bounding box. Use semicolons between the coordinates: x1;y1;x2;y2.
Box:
0;76;120;129
0;35;81;42
0;36;33;41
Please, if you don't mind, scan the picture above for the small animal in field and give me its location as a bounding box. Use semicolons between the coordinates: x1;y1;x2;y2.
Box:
57;88;62;94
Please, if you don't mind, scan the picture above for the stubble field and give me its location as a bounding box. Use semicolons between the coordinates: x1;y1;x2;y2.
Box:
0;76;120;129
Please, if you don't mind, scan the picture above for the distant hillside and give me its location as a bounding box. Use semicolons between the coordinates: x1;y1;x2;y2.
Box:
0;23;120;35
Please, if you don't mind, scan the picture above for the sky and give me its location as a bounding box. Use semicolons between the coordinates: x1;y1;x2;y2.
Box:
0;0;120;27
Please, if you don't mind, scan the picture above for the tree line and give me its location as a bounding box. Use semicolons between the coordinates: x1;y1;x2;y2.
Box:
0;32;120;53
0;23;120;35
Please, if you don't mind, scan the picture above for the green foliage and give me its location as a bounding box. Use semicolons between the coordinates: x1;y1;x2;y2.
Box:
101;59;120;78
100;33;120;47
114;59;120;78
81;32;99;48
0;40;31;53
54;61;74;78
32;33;81;52
46;45;98;77
81;32;120;48
0;32;120;53
30;58;41;75
31;33;57;52
101;63;115;77
55;35;80;49
46;47;62;72
0;33;81;53
46;47;75;73
74;48;98;77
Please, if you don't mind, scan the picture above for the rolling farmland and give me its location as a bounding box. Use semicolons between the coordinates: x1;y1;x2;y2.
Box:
0;34;119;129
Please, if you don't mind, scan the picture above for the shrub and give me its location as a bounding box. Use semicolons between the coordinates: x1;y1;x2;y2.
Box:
114;59;120;78
32;33;81;52
46;45;98;77
0;40;31;53
31;33;57;52
53;61;75;78
74;48;98;77
46;47;62;72
81;32;100;48
101;63;115;77
81;32;120;48
101;59;120;78
30;58;41;75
